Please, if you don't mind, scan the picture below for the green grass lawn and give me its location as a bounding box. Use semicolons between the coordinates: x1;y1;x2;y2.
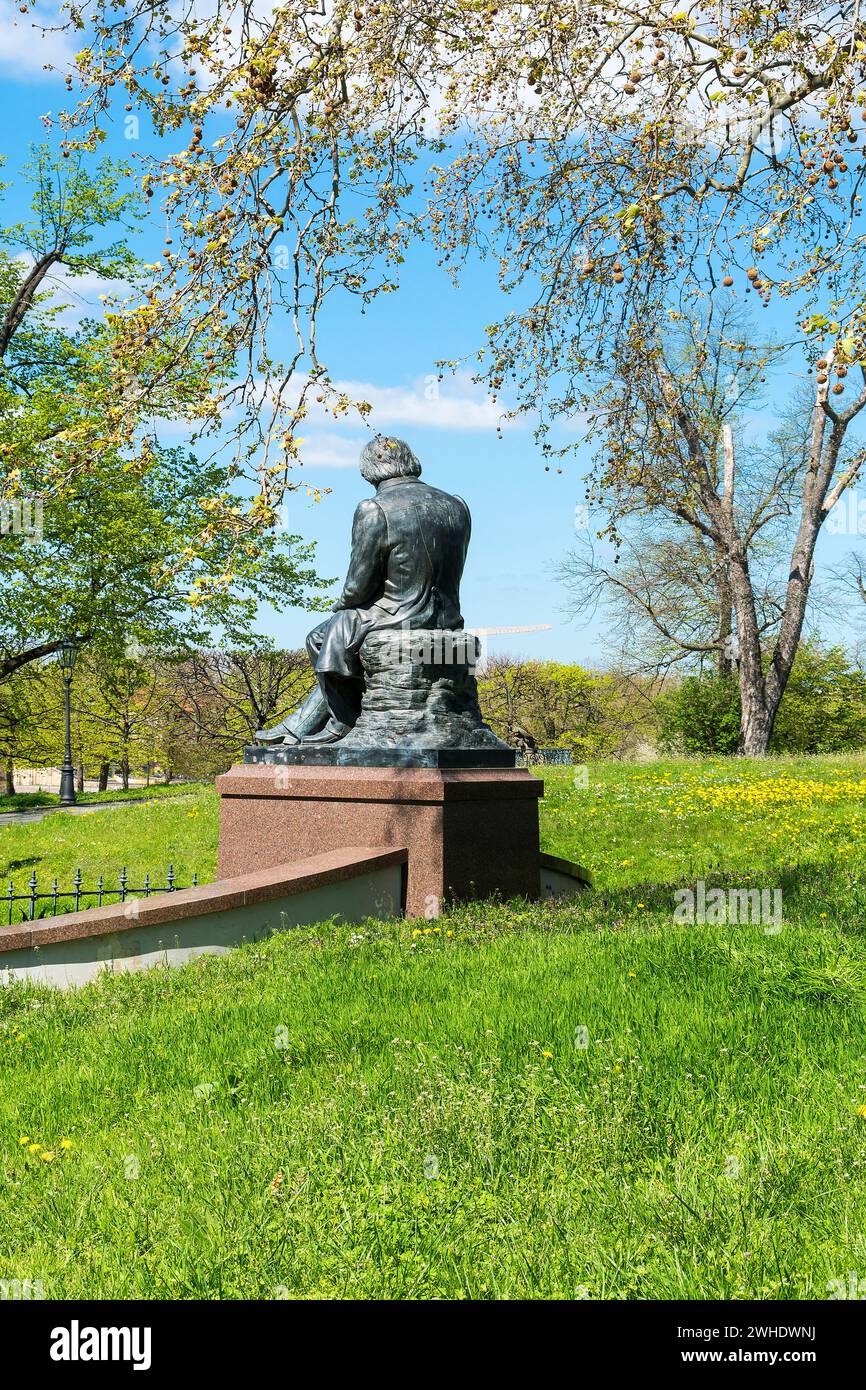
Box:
0;788;213;916
0;782;201;813
1;755;866;1299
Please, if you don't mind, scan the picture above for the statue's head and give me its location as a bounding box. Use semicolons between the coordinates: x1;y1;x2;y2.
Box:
359;435;422;485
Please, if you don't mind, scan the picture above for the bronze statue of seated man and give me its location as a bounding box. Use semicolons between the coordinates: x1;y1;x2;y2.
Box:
257;435;472;746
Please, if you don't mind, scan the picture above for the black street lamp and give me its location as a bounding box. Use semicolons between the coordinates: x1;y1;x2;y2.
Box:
58;637;78;807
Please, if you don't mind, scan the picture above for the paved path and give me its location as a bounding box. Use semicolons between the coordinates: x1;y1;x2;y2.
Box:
0;796;189;827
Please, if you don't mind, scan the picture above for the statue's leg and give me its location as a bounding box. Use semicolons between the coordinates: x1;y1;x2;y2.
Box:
254;622;331;743
302;610;370;743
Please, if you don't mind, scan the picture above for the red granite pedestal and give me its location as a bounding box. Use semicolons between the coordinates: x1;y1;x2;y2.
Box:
216;764;543;917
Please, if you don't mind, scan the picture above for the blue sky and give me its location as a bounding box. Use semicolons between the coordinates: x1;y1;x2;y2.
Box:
2;8;865;665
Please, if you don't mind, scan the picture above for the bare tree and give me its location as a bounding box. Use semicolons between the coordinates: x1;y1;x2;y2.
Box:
571;308;866;752
168;650;314;758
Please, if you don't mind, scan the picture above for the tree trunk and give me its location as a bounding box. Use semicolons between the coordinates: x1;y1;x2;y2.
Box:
163;766;173;784
2;759;14;796
98;761;109;792
121;754;130;791
739;690;774;756
728;550;774;756
76;762;85;793
716;448;735;681
715;561;734;681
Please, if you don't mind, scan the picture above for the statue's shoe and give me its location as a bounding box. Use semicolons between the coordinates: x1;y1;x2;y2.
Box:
254;723;301;745
301;719;352;745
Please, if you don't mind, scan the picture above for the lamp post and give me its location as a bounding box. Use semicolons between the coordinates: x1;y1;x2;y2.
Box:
58;637;78;807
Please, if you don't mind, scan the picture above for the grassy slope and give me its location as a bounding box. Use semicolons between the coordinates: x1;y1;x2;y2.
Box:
1;756;866;1299
0;792;215;912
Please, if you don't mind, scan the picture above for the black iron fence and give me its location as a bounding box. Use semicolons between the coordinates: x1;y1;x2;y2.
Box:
4;866;199;927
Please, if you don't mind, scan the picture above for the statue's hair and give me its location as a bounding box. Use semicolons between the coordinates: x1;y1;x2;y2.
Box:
359;435;422;484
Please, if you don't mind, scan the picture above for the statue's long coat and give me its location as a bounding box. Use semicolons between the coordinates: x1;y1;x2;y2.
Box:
312;476;471;682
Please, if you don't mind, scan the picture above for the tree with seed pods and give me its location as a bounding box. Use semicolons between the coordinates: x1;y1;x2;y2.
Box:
32;0;866;752
43;5;866;450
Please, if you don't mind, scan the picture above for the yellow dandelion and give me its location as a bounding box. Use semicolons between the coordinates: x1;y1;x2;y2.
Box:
858;1104;866;1119
628;970;636;977
636;902;645;909
541;1049;553;1060
40;1151;55;1162
18;1136;30;1145
27;1143;40;1154
59;1138;73;1150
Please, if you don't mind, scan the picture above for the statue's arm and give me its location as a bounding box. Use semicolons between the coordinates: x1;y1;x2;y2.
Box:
456;494;472;543
334;498;388;610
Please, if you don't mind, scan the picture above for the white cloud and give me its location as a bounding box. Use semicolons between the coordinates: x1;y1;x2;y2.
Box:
0;10;74;77
331;372;516;431
239;368;524;440
282;369;523;435
296;432;365;469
